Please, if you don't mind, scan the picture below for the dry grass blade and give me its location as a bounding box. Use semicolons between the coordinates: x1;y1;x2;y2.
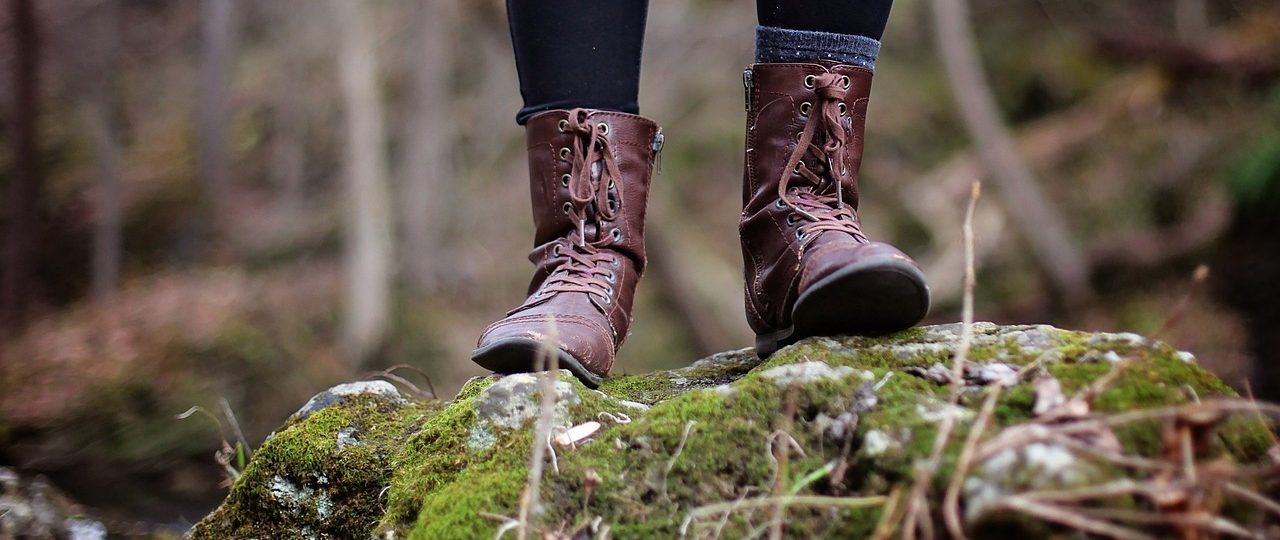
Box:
517;316;562;540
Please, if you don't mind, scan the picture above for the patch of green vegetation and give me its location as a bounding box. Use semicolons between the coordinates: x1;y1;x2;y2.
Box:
192;325;1278;539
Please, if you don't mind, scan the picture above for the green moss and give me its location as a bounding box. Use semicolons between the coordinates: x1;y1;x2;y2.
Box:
193;325;1278;539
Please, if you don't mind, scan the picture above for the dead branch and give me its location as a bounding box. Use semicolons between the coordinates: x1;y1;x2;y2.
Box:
931;0;1093;304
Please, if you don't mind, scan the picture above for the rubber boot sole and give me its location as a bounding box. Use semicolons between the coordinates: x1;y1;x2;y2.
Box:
471;337;604;388
754;255;930;358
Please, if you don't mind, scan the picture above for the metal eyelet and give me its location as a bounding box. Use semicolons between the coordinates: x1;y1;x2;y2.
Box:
597;122;610;135
774;199;786;209
551;244;562;256
562;201;573;215
785;214;797;226
795;229;806;240
840;75;850;88
606;271;616;283
611;256;620;267
559;147;571;160
607;199;618;212
793;162;803;174
838;103;847;115
611;228;622;242
558;119;568;132
803;74;816;88
799;102;811;115
560;174;571;187
605;285;614;295
599;294;612;305
608;178;615;189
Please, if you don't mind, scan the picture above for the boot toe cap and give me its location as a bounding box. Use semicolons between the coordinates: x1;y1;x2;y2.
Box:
475;313;616;381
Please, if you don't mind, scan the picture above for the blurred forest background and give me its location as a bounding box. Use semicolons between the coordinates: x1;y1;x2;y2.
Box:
1;0;1279;534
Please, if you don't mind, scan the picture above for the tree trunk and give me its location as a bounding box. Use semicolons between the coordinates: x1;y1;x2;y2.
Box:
333;0;394;368
2;0;41;329
87;0;122;300
397;0;454;292
931;0;1093;305
195;0;237;256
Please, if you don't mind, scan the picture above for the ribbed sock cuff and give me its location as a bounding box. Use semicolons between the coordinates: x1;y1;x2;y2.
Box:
754;25;881;71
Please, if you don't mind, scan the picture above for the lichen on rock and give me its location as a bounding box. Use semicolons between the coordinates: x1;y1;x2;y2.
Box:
189;324;1277;539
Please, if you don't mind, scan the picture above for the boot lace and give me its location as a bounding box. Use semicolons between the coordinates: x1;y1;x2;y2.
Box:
776;72;867;244
534;109;625;308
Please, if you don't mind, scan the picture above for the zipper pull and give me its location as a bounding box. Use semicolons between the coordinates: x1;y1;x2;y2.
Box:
742;67;754;111
652;128;665;175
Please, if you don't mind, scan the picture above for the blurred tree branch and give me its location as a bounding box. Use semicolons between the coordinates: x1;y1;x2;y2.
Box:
194;0;237;256
398;0;456;293
86;0;122;300
931;0;1094;306
2;0;41;330
333;0;394;368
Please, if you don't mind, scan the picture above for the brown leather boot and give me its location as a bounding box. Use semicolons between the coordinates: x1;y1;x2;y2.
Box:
472;108;662;387
741;62;930;358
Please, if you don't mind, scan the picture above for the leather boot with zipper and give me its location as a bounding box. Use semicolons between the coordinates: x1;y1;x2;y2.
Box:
472;108;663;387
740;61;930;358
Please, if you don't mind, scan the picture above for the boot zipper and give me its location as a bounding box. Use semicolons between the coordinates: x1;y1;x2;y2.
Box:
742;67;753;111
652;128;665;174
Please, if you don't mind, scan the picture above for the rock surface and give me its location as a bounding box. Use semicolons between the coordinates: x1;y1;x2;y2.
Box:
189;324;1275;539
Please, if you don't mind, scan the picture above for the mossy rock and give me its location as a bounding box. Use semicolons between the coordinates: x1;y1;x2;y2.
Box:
189;324;1276;539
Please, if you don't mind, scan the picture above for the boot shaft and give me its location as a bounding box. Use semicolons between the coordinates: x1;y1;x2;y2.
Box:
742;62;872;212
525;109;661;276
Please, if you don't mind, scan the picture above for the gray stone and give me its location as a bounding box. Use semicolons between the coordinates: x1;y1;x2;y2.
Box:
295;381;406;420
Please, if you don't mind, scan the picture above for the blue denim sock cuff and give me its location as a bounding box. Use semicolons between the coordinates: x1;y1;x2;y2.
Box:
754;25;881;71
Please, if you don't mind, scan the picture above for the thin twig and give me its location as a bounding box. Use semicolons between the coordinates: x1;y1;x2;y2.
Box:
1152;264;1209;340
870;486;904;540
517;317;561;540
683;495;887;523
1224;482;1280;518
943;384;1002;540
997;497;1156;540
904;180;981;540
770;385;801;540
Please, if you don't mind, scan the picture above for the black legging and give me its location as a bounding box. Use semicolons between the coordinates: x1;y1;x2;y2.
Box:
507;0;894;124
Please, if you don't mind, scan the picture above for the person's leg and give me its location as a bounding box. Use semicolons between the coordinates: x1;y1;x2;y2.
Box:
474;1;663;386
507;0;649;124
739;0;930;357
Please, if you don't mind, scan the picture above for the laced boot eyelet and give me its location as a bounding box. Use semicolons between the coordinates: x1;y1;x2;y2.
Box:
785;214;797;226
559;147;571;160
607;199;618;212
838;103;847;116
560;174;571;187
793;162;803;175
551;244;562;256
608;178;615;189
774;199;786;209
840;75;851;88
597;122;610;135
799;102;811;115
606;271;616;283
611;256;620;267
610;228;623;242
557;119;568;132
803;74;816;88
562;201;573;215
795;229;807;240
